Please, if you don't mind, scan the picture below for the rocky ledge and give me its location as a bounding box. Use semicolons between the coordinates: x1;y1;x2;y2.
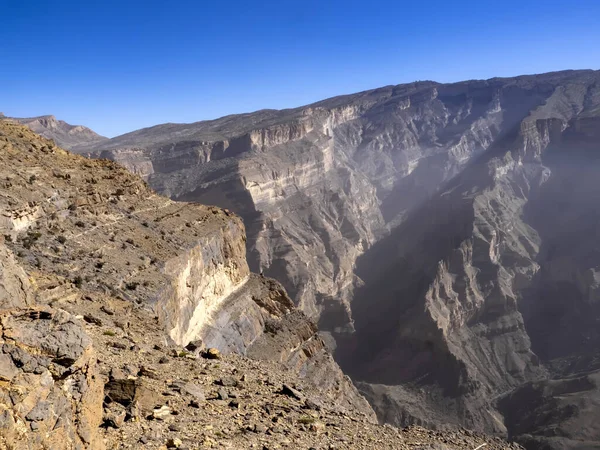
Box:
0;120;523;448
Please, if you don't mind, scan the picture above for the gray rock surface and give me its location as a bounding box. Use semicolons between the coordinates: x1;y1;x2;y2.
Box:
343;71;600;447
0;241;34;309
10;115;107;149
71;69;600;447
0;308;103;450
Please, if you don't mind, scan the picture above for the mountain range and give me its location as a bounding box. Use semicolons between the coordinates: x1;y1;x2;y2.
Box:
10;68;600;449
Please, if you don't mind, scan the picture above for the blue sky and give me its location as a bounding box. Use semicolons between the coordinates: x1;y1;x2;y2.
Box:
2;0;599;137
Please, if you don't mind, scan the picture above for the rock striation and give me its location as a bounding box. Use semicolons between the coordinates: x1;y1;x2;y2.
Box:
10;115;107;149
66;69;600;448
0;307;103;450
0;118;525;449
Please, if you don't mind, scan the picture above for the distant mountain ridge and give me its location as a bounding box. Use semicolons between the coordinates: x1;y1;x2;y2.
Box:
9;114;107;149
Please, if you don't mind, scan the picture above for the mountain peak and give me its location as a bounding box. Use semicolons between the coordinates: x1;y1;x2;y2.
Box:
9;114;106;149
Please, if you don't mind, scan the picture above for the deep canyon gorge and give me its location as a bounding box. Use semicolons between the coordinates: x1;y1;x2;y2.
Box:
10;69;600;449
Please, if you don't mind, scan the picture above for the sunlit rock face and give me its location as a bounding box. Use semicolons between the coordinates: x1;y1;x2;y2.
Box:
1;119;376;431
11;115;107;149
76;70;600;446
76;78;517;334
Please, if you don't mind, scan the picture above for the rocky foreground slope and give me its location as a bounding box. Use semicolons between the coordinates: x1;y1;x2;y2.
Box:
62;69;600;449
0;121;520;449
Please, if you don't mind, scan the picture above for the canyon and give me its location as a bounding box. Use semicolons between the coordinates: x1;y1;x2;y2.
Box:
13;69;600;449
0;119;520;449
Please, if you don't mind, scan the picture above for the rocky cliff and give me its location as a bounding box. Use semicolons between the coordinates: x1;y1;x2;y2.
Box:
0;120;370;448
69;69;600;448
9;115;107;149
0;119;525;449
345;72;600;448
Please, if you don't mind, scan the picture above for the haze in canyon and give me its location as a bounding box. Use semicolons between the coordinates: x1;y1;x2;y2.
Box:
5;1;600;448
17;68;600;449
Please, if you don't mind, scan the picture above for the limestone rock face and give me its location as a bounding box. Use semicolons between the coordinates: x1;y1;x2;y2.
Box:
158;214;250;346
0;308;103;450
10;115;107;149
0;120;376;435
0;242;34;310
73;70;600;446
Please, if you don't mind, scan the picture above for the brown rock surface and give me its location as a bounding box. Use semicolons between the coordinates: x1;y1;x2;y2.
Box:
0;308;103;450
0;119;523;448
66;70;600;448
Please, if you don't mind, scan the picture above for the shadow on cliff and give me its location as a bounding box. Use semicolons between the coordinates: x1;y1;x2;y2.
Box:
335;88;550;395
173;159;304;302
520;116;600;365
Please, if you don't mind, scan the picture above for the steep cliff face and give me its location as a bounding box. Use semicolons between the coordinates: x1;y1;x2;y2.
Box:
0;119;376;438
11;115;107;149
71;70;600;447
345;73;600;446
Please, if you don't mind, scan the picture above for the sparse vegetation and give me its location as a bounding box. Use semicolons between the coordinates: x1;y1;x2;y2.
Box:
125;281;139;291
20;231;42;249
297;416;316;425
73;276;83;288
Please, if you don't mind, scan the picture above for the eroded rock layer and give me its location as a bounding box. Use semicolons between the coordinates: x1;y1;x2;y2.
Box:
68;70;600;448
10;115;107;149
0;120;391;448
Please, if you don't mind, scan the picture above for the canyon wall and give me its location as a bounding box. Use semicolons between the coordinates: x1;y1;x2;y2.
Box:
0;119;375;439
34;69;600;447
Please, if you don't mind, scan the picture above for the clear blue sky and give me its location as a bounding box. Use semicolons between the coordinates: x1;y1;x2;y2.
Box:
2;0;599;137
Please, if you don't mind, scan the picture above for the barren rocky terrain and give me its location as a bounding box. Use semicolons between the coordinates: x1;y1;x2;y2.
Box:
0;121;523;449
7;114;107;149
50;69;600;449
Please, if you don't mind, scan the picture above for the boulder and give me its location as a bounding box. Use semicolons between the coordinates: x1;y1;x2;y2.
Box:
0;308;104;449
